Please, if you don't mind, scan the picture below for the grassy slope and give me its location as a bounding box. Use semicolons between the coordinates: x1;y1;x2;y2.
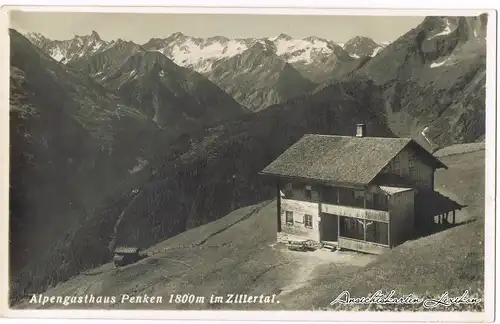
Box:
434;142;485;158
283;148;485;311
17;145;485;311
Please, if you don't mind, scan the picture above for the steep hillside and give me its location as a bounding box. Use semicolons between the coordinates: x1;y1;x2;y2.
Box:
17;145;484;311
97;52;246;127
9;28;187;287
357;15;487;150
69;42;248;128
68;39;144;77
9;77;393;304
206;42;316;111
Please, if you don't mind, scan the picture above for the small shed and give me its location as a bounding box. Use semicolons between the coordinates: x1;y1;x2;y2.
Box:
113;246;141;267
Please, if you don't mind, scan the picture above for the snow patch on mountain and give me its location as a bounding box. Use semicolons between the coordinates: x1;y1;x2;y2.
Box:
372;46;384;56
168;38;248;72
51;48;65;62
24;31;110;64
143;33;354;73
421;126;432;146
24;30;389;75
430;57;453;68
428;18;454;40
342;36;387;58
274;37;332;64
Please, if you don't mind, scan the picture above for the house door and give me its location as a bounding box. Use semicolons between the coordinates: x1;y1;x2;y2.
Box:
320;213;338;242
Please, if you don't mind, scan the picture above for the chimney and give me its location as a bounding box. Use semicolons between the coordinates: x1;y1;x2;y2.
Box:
356;123;366;137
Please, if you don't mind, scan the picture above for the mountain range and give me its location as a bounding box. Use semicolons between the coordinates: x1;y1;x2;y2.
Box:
27;30;386;75
11;14;487;305
26;31;387;110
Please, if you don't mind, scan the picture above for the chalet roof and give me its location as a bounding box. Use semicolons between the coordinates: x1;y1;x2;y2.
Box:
260;134;446;186
114;246;140;254
379;186;414;195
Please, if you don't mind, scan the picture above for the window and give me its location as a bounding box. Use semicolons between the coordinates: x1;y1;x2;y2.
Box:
393;157;401;173
373;193;388;210
323;186;338;204
354;190;364;199
285;211;293;224
284;183;293;197
304;185;312;200
340;217;364;240
409;155;416;177
304;214;313;228
354;190;365;208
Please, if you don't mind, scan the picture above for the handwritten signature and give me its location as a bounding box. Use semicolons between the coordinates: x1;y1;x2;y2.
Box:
330;290;481;309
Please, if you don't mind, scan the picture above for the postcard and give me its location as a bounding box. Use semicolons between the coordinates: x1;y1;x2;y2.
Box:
1;4;496;322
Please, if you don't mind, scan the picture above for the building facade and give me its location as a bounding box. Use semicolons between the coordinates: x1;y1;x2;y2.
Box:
260;125;462;254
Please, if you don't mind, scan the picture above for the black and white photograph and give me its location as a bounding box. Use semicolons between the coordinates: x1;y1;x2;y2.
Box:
2;4;496;320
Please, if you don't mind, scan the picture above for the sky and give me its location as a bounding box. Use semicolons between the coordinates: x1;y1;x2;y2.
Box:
9;11;425;44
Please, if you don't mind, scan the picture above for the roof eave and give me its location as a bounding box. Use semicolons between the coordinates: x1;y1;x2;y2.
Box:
408;139;448;169
436;160;448;169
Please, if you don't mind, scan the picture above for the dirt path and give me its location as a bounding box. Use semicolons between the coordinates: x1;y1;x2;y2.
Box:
277;248;377;297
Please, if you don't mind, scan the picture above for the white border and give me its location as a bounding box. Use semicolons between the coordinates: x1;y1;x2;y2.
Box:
0;3;497;323
1;6;492;16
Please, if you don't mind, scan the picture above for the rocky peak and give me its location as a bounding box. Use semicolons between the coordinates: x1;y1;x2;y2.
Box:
275;33;293;41
167;31;188;42
343;36;382;58
345;36;378;47
303;36;329;43
250;40;277;54
89;30;102;42
207;36;230;43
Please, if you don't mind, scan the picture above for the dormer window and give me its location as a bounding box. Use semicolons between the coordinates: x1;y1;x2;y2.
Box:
409;155;416;177
284;183;293;197
393;157;401;173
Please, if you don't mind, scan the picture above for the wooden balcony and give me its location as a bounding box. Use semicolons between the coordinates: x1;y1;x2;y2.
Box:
320;203;390;222
338;236;389;254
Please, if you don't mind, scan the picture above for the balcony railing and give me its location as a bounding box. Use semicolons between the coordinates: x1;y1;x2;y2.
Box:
321;203;390;222
338;236;390;254
321;187;389;211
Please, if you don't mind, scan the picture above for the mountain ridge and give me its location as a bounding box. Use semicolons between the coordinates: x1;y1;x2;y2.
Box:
26;30;389;82
9;28;171;276
355;15;487;150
